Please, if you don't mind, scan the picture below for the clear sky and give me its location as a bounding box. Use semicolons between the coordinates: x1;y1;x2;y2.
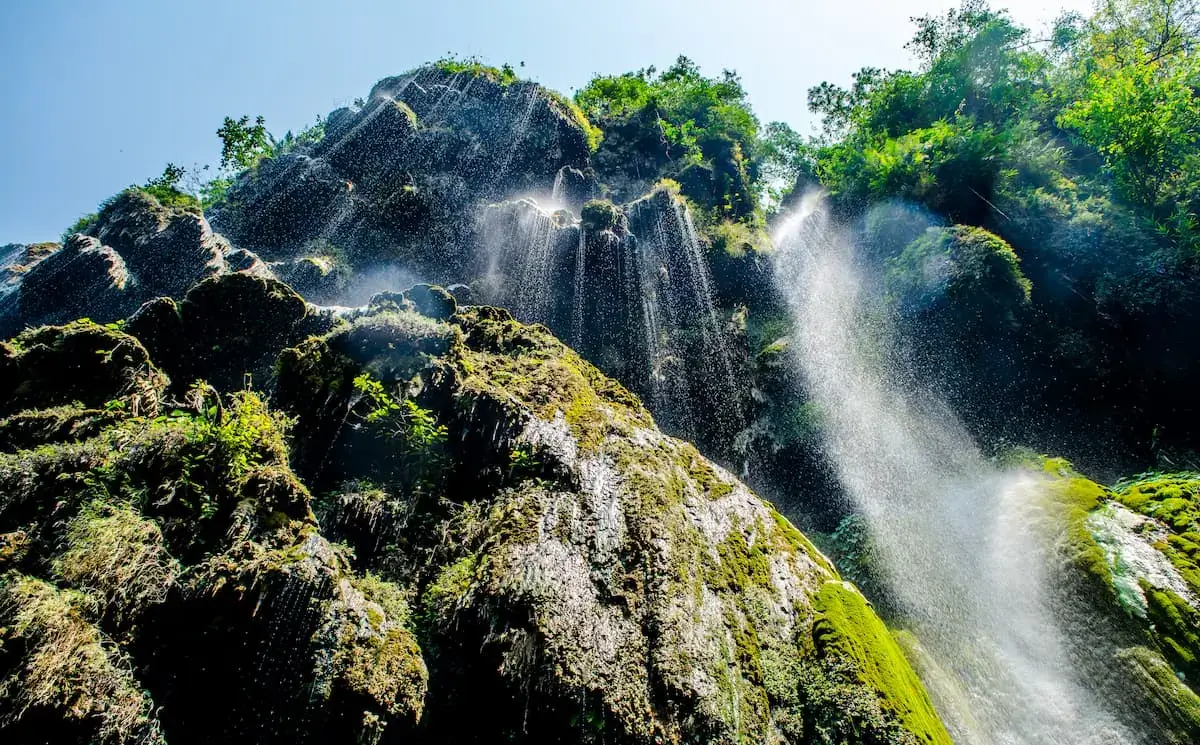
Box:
0;0;1090;245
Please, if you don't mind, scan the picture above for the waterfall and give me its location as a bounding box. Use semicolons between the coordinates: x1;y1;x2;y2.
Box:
477;198;576;330
624;189;743;447
773;191;1135;745
477;188;746;455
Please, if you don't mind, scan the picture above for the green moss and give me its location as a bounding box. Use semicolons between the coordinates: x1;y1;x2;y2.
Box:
1144;584;1200;681
704;522;773;593
0;405;122;451
1039;458;1115;591
1117;647;1200;743
812;581;953;745
354;573;412;627
545;89;603;151
769;508;838;577
580;199;620;231
1115;475;1200;596
886;225;1031;319
340;623;426;720
454;309;651;453
0;574;161;743
422;554;478;627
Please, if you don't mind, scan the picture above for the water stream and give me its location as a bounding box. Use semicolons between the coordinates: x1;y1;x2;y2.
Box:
773;191;1134;745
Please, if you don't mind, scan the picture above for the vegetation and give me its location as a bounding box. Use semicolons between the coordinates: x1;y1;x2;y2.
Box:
811;581;953;745
803;0;1200;460
217;115;274;173
576;55;801;219
434;55;520;85
138;163;202;212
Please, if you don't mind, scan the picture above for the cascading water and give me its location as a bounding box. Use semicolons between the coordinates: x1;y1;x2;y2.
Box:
476;187;746;454
478;198;575;326
623;189;743;444
773;191;1136;745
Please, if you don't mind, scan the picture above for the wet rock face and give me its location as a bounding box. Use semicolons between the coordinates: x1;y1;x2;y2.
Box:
0;294;950;745
1001;461;1200;744
213;66;594;279
0;190;251;338
552;165;599;207
93;189;228;298
7;236;136;334
125;273;312;394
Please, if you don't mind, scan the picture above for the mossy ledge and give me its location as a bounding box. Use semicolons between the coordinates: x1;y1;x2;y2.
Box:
1029;458;1200;742
0;294;947;744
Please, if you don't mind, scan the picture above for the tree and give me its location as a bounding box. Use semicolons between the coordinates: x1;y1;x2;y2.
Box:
217;115;273;172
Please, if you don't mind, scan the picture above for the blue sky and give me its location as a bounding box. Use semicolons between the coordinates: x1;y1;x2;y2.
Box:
0;0;1088;244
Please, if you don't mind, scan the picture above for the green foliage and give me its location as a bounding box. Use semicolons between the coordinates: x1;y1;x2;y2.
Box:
199;177;233;210
434;55;519;85
61;212;98;241
350;372;449;489
217;114;273;172
139;163;202;212
759;121;815;205
1058;41;1200;231
272;116;327;157
576;56;764;217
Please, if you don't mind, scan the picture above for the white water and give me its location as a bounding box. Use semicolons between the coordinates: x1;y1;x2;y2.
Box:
624;191;743;440
773;192;1134;745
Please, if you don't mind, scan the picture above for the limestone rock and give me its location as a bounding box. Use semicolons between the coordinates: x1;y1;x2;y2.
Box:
6;236;136;335
93;188;227;298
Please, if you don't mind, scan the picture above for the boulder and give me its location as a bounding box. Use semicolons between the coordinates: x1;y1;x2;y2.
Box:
405;283;456;320
551;165;598;207
125;274;309;393
272;253;350;304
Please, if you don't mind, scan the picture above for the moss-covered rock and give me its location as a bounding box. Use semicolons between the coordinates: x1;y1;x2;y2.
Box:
0;319;166;420
580;199;621;231
1028;460;1200;742
273;300;946;744
126;273;311;394
0;301;949;744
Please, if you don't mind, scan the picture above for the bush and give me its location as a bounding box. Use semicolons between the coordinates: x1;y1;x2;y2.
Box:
575;56;764;216
886;225;1030;323
579;199;620;231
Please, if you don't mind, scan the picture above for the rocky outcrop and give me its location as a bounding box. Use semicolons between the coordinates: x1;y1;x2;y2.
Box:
0;190;263;337
212;65;596;279
125;273;317;394
1016;459;1200;744
92;189;228;298
0;291;949;745
6;236;137;335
